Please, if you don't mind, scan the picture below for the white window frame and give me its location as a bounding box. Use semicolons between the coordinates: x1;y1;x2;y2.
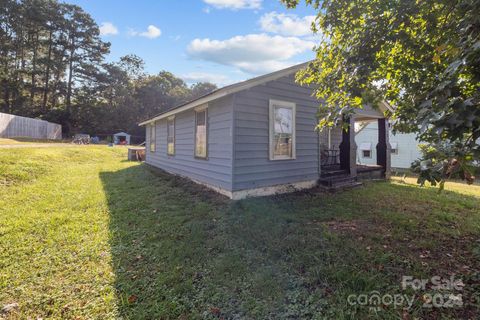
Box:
269;99;296;160
194;105;208;159
167;116;175;156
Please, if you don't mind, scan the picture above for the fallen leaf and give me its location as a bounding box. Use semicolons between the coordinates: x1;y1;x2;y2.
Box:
210;307;221;315
1;302;19;314
128;295;137;304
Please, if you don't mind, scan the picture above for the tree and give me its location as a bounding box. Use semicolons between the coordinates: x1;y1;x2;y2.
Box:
118;54;145;80
134;71;190;119
0;0;109;132
282;0;479;187
189;82;217;100
63;3;109;133
0;0;216;139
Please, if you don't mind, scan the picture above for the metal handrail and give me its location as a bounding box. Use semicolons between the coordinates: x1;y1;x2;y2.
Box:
320;149;340;166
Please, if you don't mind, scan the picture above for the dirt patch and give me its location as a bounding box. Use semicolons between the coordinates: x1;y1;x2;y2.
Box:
325;219;479;272
324;219;479;319
323;219;391;235
325;219;479;290
324;220;362;232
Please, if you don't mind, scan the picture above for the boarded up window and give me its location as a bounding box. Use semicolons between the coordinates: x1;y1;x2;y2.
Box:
167;117;175;155
150;123;156;152
195;108;207;158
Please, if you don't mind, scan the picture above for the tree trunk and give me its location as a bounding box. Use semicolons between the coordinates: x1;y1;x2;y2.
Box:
65;34;75;134
2;79;10;113
30;31;39;106
42;29;53;113
50;42;67;109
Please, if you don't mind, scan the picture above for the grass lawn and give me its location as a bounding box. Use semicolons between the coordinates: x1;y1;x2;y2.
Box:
0;146;479;319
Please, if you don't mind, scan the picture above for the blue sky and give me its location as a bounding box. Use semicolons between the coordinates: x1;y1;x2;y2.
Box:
66;0;317;86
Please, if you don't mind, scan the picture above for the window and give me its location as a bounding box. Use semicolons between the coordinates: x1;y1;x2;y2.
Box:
359;142;371;158
195;107;207;158
362;150;372;158
149;123;156;152
269;100;296;160
390;142;398;155
167;116;175;155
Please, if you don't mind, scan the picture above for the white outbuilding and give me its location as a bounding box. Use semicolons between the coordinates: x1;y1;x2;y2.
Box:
113;132;131;145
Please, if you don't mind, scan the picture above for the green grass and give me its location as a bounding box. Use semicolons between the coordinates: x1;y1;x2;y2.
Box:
0;146;479;319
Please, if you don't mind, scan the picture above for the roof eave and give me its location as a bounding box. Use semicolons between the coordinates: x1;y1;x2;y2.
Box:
138;61;310;126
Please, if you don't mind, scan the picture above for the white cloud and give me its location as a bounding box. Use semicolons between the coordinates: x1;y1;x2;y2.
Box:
233;60;297;74
129;25;162;39
203;0;262;10
99;22;118;36
182;72;232;86
259;12;315;36
187;33;313;74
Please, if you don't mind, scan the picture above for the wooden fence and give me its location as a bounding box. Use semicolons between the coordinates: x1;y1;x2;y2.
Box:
0;112;62;140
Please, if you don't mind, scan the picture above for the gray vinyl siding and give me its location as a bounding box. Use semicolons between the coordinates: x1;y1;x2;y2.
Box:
145;95;233;190
232;75;320;191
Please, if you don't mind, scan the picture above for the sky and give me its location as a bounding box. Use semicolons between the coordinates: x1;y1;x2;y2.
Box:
66;0;318;87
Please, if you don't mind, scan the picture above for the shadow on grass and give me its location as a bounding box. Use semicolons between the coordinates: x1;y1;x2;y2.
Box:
100;164;480;319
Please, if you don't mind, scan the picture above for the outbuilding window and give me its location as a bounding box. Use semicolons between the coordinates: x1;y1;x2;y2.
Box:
195;106;208;159
269;99;296;160
359;142;371;158
167;116;175;155
390;142;398;155
149;123;156;152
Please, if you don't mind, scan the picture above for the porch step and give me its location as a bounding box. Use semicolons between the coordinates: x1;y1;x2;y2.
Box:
318;175;363;192
321;169;348;178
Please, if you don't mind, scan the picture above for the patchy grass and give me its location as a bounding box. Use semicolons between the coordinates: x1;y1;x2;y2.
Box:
0;146;479;319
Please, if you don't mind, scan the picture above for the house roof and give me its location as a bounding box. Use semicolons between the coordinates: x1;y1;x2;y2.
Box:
138;62;310;126
113;132;130;136
138;61;395;126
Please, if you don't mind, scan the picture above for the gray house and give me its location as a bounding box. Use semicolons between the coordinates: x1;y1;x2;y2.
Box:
139;63;393;199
